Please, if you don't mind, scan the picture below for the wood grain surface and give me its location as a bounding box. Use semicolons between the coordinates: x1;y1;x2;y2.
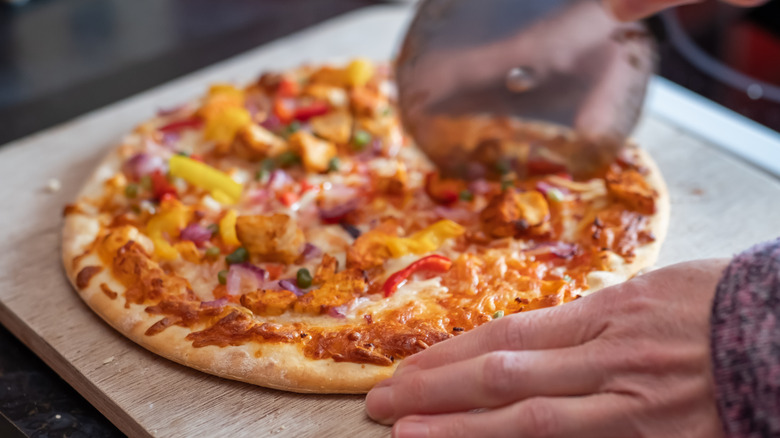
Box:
0;5;778;438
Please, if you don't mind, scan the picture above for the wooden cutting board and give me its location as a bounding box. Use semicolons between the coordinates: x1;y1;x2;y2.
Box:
0;5;778;437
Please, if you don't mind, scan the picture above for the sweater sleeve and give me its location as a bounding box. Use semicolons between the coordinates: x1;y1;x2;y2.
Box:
711;238;780;438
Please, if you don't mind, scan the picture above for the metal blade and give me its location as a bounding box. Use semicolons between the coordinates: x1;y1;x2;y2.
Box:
396;0;657;179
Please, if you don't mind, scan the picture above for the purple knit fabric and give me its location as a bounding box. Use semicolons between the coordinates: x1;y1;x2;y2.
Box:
711;238;780;437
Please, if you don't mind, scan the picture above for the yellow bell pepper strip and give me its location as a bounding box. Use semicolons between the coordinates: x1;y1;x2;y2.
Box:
203;106;252;146
146;199;189;260
385;220;465;258
219;209;241;246
168;155;243;204
345;58;375;87
200;84;246;118
383;255;452;297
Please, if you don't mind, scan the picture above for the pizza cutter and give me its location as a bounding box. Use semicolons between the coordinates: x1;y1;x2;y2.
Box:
396;0;658;179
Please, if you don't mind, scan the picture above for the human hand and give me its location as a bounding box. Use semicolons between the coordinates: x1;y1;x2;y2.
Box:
605;0;766;21
365;259;730;438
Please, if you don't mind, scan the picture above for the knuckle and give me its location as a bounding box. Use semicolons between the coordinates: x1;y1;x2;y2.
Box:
431;415;472;438
402;373;430;408
481;351;523;397
500;315;530;349
516;399;559;438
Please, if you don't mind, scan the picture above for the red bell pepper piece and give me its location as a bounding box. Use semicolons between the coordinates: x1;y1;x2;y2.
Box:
158;117;203;134
273;98;295;125
279;191;299;207
526;159;568;176
383;255;453;297
425;172;463;205
292;101;330;122
151;170;177;201
299;180;316;194
277;77;300;98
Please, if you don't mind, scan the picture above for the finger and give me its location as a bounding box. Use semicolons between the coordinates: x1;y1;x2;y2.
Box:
605;0;698;21
725;0;767;5
391;394;637;438
366;348;604;424
396;297;606;375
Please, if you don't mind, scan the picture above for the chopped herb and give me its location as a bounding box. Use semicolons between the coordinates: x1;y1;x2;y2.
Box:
206;223;219;235
140;175;153;190
283;121;301;137
501;179;515;191
452;327;464;332
327;157;340;173
261;158;276;171
495;159;512;175
256;168;270;183
125;183;139;198
217;270;229;285
352;130;372;150
563;275;573;283
225;247;248;265
296;268;313;289
205;247;221;258
276;151;300;168
493;310;505;319
547;188;564;203
176;151;189;157
459;190;474;201
382;106;392;117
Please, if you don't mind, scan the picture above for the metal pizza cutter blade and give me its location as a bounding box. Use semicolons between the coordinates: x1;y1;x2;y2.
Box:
396;0;657;179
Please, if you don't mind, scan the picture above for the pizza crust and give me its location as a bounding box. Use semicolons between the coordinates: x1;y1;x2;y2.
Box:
584;147;670;293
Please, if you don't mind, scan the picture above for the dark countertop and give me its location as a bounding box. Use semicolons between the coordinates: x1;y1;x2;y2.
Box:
0;0;777;436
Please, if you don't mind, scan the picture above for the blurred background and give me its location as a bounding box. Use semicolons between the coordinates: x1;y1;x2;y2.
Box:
0;0;777;436
0;0;778;147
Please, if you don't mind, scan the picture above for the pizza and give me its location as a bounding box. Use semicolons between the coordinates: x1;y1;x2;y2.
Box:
62;59;669;394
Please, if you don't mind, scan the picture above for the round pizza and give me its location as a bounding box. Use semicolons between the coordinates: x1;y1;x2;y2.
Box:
62;59;669;394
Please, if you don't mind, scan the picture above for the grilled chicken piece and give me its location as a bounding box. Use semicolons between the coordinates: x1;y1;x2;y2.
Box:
236;213;305;264
288;131;337;173
480;190;550;238
241;290;298;316
605;166;656;215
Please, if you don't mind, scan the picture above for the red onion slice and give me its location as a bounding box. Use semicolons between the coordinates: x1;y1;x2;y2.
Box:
279;279;306;297
468;179;493;195
268;169;294;191
234;263;267;281
260;114;283;132
528;242;578;259
122;153;166;180
200;298;228;309
535;181;570;196
226;263;266;295
319;198;360;224
327;305;348;319
302;243;322;260
180;224;212;247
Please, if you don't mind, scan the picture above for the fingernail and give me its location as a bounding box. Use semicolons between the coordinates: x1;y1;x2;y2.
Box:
365;386;395;424
393;421;429;438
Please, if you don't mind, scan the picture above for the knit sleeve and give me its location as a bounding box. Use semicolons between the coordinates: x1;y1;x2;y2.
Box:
711;238;780;437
